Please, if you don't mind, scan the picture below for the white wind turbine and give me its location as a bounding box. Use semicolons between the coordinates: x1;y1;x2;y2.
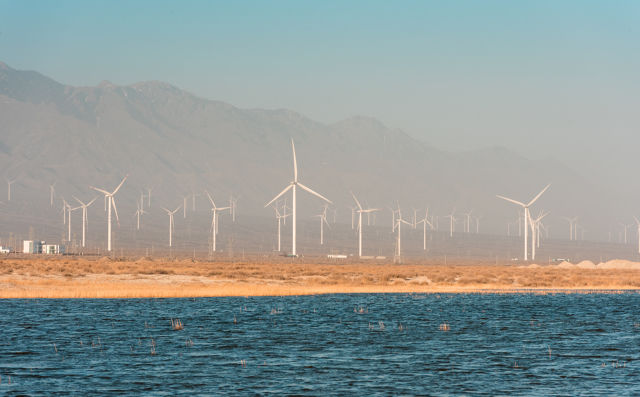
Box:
182;195;189;218
620;222;631;244
134;198;145;231
528;210;549;261
205;191;231;252
229;195;238;222
272;202;291;252
393;209;412;258
416;209;433;251
462;210;473;233
50;182;56;207
146;187;152;208
313;205;330;245
634;217;640;254
6;177;17;201
73;196;97;248
351;192;381;257
264;139;332;257
496;184;550;261
90;175;128;252
66;202;81;242
444;209;456;238
473;215;482;234
562;216;579;241
162;204;181;247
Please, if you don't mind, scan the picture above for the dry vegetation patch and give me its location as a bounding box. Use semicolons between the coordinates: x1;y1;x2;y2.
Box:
0;257;639;298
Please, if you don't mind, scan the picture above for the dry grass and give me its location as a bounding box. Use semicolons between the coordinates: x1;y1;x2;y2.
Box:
0;256;639;298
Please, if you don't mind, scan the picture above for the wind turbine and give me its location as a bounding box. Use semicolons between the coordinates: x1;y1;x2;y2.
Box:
444;209;456;238
313;204;330;245
633;217;640;254
205;191;231;252
264;139;332;257
182;195;189;218
462;210;473;233
73;196;97;248
49;182;56;207
134;198;145;231
528;210;549;261
393;209;412;258
416;208;433;251
562;217;579;241
351;192;380;257
272;202;290;252
146;187;152;208
473;215;482;234
229;195;238;222
6;177;17;201
66;202;81;242
161;205;181;247
496;184;550;261
90;175;128;252
620;222;631;244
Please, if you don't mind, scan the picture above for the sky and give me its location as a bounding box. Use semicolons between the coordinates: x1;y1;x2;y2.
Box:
1;0;639;185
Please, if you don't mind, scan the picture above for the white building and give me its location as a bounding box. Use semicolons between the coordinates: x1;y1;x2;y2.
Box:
42;244;64;255
23;240;43;254
23;240;64;254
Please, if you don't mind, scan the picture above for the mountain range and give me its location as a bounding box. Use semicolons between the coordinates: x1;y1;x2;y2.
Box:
0;60;631;244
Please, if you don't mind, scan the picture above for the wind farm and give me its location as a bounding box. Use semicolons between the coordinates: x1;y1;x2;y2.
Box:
2;2;640;394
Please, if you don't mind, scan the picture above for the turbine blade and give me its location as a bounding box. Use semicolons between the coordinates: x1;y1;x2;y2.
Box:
205;190;216;208
112;197;120;225
351;191;363;210
297;183;332;204
111;175;128;195
90;186;110;196
291;139;298;182
264;184;293;208
87;197;98;207
496;195;525;207
527;184;551;207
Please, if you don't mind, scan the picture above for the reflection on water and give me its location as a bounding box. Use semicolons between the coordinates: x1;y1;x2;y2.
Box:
1;293;639;395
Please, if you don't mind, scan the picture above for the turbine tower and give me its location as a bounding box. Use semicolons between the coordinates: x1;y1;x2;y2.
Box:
264;139;332;257
90;175;128;252
6;177;17;201
73;196;97;248
49;182;56;207
351;192;380;257
205;191;231;252
496;184;550;261
634;216;640;254
162;205;181;247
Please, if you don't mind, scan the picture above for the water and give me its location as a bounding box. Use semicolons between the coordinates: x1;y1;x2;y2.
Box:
1;293;639;395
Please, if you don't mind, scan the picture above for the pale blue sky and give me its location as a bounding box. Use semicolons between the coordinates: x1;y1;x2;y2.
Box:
1;1;639;182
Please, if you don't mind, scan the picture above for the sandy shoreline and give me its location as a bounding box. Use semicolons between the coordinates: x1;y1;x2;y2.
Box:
1;257;639;298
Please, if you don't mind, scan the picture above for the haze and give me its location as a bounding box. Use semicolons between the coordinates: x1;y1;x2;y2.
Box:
0;0;639;254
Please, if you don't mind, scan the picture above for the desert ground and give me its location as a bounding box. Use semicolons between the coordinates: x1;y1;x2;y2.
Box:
1;256;640;298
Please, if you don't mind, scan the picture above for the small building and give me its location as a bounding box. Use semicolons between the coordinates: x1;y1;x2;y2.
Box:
42;244;65;255
23;240;43;254
23;240;64;255
0;246;10;254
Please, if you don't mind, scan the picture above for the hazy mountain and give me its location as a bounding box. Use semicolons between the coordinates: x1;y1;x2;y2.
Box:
0;61;631;244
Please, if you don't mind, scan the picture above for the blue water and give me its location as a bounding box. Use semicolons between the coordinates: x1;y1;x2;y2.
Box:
1;293;639;395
